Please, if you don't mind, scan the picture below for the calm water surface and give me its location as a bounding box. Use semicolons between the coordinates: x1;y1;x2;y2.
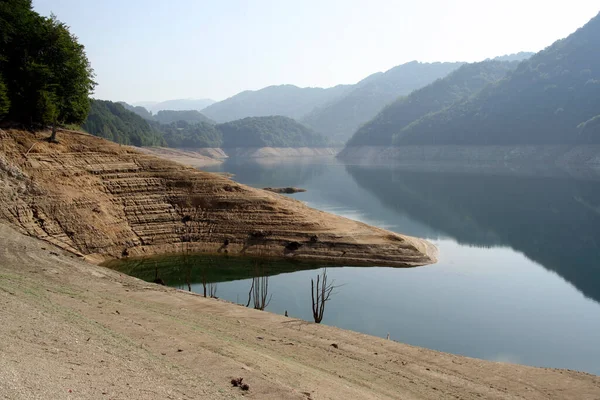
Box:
116;158;600;374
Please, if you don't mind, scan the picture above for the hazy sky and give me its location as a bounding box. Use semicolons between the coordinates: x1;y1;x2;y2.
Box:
32;1;599;103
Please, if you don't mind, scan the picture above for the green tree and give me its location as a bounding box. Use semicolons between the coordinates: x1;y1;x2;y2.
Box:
0;74;9;120
0;1;96;137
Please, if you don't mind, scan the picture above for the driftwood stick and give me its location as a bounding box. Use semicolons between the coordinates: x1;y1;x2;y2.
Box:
24;142;37;157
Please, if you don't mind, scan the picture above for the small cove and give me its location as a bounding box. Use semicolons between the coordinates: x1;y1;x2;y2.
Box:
108;157;600;375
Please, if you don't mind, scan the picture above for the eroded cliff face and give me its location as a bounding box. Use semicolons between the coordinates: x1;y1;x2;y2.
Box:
0;129;436;266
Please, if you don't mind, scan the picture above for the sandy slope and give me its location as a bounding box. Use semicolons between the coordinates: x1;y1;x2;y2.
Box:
1;223;598;400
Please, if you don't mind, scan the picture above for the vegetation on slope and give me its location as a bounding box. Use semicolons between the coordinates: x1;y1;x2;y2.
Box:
159;120;222;148
393;13;600;145
0;0;95;129
346;60;520;147
301;61;464;143
83;102;324;149
82;100;165;146
0;74;9;120
217;116;328;148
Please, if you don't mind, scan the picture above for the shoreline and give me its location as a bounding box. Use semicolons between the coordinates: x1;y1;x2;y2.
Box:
338;145;600;166
1;221;598;399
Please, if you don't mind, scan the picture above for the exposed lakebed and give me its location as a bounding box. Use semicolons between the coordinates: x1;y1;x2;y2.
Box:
108;157;600;375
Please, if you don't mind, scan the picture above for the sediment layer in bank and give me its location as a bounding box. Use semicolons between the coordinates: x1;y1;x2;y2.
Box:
0;129;434;266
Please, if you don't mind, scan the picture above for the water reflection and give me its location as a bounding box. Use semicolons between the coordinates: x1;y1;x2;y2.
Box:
345;164;600;304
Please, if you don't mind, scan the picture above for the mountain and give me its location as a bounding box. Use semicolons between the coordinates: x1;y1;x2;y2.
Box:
153;110;215;125
346;60;520;147
200;84;353;123
489;52;534;62
119;102;154;121
82;100;165;146
301;61;464;143
133;99;216;113
217;116;328;148
83;101;328;149
393;13;600;146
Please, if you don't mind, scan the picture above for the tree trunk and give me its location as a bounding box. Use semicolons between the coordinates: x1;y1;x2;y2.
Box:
49;123;57;142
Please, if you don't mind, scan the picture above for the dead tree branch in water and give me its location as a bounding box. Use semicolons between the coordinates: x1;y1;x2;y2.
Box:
246;261;271;310
311;268;338;323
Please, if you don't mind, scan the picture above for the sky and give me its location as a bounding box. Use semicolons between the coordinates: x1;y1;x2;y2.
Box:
32;0;600;104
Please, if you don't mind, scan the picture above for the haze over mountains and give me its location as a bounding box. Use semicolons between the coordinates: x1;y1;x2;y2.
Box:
300;61;465;142
200;84;353;123
85;11;600;154
346;59;524;147
132;99;216;114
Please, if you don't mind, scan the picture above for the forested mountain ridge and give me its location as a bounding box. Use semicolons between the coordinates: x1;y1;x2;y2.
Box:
393;13;600;146
217;116;329;148
82;100;165;146
346;60;521;147
83;100;327;149
301;61;465;143
200;84;353;123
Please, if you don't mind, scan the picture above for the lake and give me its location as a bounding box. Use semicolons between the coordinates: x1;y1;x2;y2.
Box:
109;157;600;375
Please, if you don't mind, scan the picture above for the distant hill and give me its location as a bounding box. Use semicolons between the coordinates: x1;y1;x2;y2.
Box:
393;13;600;146
217;116;328;148
133;99;216;113
159;120;222;148
490;52;534;62
346;60;520;147
82;100;165;146
200;84;353;123
118;102;154;121
153;110;215;125
301;61;464;143
83;101;328;149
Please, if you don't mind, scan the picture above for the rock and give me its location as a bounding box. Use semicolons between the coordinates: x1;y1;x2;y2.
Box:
285;241;302;251
263;187;307;194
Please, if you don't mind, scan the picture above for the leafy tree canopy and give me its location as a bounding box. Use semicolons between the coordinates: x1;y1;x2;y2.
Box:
0;0;96;126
